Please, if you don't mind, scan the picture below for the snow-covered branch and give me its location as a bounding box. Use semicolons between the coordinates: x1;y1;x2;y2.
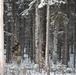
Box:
21;0;66;16
21;0;36;16
38;0;46;8
4;31;13;36
38;0;66;8
29;0;36;6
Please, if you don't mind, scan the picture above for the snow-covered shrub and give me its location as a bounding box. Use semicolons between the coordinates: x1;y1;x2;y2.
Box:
66;68;72;73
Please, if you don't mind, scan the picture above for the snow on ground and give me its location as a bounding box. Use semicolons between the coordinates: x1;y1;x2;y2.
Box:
4;54;76;75
68;54;74;68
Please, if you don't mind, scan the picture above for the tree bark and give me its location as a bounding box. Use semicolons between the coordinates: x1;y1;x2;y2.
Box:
32;12;35;63
64;25;68;65
0;0;4;74
39;11;43;72
35;1;39;64
62;25;68;65
53;24;58;64
73;0;76;69
45;1;50;75
6;36;11;63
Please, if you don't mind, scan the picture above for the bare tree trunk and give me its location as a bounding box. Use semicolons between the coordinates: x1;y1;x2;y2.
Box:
64;25;68;65
12;0;17;41
33;13;35;63
45;1;50;75
62;25;68;66
53;24;58;64
0;0;4;74
6;38;11;63
6;23;11;63
35;1;39;64
39;12;43;72
73;24;76;68
73;0;76;69
29;15;33;62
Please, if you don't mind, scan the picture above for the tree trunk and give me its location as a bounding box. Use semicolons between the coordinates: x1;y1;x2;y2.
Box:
62;25;68;66
73;25;76;68
45;1;50;75
39;11;43;72
73;0;76;69
29;15;33;62
6;36;11;63
64;25;68;65
12;0;18;41
35;1;39;64
6;23;11;63
58;42;62;61
32;12;35;63
0;0;4;74
53;24;58;64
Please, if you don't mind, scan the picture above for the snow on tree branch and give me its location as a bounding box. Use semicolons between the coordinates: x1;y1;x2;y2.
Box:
4;31;13;36
21;0;36;16
38;0;46;8
38;0;66;8
29;0;36;6
51;0;66;5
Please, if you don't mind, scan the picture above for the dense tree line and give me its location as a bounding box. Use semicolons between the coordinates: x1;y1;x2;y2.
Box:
3;0;76;75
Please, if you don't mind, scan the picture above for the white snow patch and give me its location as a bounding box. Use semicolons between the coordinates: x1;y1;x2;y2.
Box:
38;0;46;8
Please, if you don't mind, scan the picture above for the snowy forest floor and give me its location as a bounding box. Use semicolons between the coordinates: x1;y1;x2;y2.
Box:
4;54;76;75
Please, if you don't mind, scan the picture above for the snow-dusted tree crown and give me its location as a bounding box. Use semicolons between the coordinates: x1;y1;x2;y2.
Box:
38;0;66;8
21;0;67;16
